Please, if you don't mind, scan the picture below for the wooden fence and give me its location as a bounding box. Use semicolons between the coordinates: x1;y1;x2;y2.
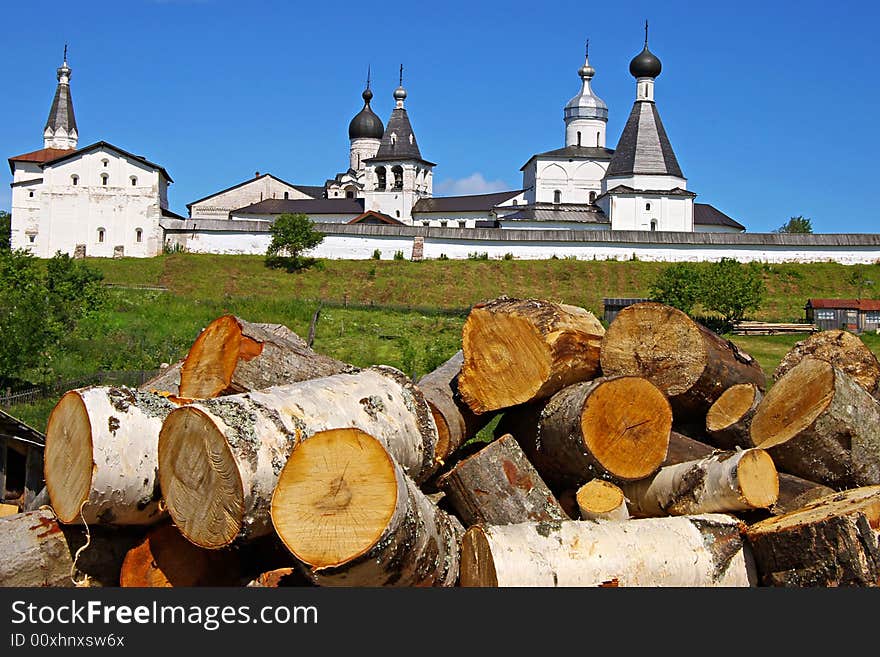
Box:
0;370;160;407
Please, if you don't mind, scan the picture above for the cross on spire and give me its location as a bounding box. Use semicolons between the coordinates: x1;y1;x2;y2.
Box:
645;20;649;46
585;39;589;59
366;64;371;89
63;43;68;63
399;64;404;86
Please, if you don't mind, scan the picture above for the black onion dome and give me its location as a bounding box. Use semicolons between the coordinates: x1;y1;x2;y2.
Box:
629;45;662;79
348;89;384;140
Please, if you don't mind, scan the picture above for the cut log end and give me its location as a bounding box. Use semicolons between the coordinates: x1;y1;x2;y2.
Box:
576;479;627;518
706;383;760;432
427;401;453;463
600;303;706;397
750;358;835;449
459;526;498;587
44;391;93;524
737;449;780;509
580;376;672;481
179;315;263;399
271;428;398;570
460;309;552;413
157;407;244;549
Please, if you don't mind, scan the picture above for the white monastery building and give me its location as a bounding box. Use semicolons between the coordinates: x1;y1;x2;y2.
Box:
8;53;180;258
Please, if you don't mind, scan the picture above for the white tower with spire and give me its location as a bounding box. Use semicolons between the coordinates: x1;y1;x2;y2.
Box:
564;41;608;149
43;46;78;149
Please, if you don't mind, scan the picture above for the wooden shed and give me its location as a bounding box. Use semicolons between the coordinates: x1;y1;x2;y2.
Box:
805;298;880;333
602;298;652;325
0;409;45;515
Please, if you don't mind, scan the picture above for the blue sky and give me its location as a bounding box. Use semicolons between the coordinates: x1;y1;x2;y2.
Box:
2;0;878;233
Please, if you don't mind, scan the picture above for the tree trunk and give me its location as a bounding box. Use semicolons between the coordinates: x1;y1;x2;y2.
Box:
600;302;766;420
158;366;439;548
0;509;75;587
460;514;756;587
666;430;835;516
119;522;241;587
417;350;495;462
745;485;880;586
139;360;184;397
750;357;880;488
576;479;629;521
705;383;763;450
271;428;463;587
773;329;880;398
435;433;567;526
458;297;605;414
501;376;672;491
620;448;779;518
178;315;351;400
44;386;178;526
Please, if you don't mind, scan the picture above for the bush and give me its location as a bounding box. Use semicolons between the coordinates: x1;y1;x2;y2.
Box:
438;253;449;260
371;249;381;260
265;213;324;272
393;250;405;261
502;252;514;260
649;262;703;315
468;252;489;260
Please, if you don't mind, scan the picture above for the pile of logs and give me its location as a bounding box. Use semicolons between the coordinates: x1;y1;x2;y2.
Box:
4;301;880;588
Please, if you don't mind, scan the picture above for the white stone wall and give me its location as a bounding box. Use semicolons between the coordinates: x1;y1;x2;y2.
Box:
603;173;687;192
605;194;693;232
189;175;315;219
350;138;380;172
524;158;608;205
565;118;606;148
228;211;355;224
10;148;167;257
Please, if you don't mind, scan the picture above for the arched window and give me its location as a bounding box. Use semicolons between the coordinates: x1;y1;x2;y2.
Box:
101;174;109;186
577;131;582;147
283;192;289;200
650;219;657;232
97;227;105;243
596;132;600;147
71;174;79;186
553;190;561;204
135;228;143;243
101;158;109;168
130;176;137;186
29;191;34;198
646;202;651;211
589;191;596;203
395;210;401;218
376;166;386;190
391;166;403;191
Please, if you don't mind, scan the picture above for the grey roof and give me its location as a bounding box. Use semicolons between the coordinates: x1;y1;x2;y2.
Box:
694;203;745;230
0;408;45;448
368;108;434;164
520;145;615;170
186;174;322;209
595;184;696;201
44;64;77;137
234;197;364;215
605;101;683;179
412;190;523;213
500;203;609;224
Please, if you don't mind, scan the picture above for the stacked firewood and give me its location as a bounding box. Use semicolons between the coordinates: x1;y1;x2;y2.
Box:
3;302;880;588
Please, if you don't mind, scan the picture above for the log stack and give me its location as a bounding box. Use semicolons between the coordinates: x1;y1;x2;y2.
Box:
6;299;880;589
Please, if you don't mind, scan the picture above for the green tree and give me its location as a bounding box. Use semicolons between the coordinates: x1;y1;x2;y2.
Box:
648;262;704;315
776;216;813;233
847;266;874;299
700;258;766;329
0;210;11;250
265;213;324;271
0;249;106;384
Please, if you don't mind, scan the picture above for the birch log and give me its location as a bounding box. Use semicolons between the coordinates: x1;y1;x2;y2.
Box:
620;448;779;518
666;430;834;516
576;479;630;521
503;376;672;491
773;329;880;397
458;297;605;414
0;509;75;587
745;485;880;586
158;366;439;548
705;383;763;450
750;357;880;488
435;433;567;526
416;350;494;461
600;302;766;419
177;315;351;400
44;386;178;526
271;428;463;587
139;360;184;397
460;514;756;587
119;523;241;587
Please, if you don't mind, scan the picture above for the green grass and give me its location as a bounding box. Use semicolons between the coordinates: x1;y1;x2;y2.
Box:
6;253;880;432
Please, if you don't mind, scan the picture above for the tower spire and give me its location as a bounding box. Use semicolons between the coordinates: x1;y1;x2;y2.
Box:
44;46;78;149
393;64;407;109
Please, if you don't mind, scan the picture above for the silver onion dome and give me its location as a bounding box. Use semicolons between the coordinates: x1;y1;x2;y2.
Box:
564;50;608;122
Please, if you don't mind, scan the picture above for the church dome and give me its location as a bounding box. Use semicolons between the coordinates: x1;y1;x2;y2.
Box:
564;57;608;122
348;88;384;140
629;44;662;79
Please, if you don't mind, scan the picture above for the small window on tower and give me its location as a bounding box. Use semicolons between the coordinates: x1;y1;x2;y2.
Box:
71;175;79;186
130;176;137;186
596;132;600;147
577;131;582;147
646;203;651;211
102;159;109;167
553;190;561;204
650;219;658;232
97;227;105;243
136;228;143;243
101;174;109;186
28;234;35;243
589;191;596;203
29;191;34;198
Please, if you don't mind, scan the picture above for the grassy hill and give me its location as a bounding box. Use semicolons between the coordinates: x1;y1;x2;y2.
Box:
5;253;880;432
